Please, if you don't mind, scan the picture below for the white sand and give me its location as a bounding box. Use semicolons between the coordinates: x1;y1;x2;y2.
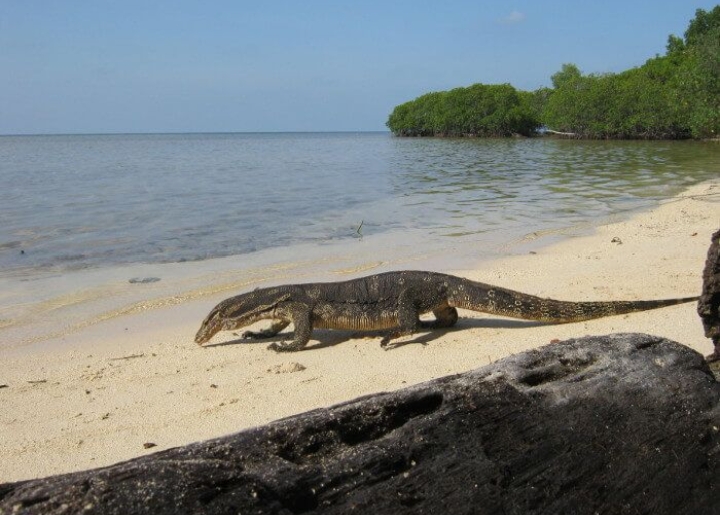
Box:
1;180;718;483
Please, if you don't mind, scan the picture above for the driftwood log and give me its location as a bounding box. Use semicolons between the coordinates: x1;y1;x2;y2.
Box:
543;128;578;137
1;333;719;514
699;228;720;361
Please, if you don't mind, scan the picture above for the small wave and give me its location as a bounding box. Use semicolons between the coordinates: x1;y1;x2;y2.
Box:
0;240;23;250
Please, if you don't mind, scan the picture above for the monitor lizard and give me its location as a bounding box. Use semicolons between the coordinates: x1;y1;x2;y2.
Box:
194;270;698;352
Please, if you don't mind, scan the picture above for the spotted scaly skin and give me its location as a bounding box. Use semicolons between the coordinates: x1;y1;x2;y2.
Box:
194;271;699;352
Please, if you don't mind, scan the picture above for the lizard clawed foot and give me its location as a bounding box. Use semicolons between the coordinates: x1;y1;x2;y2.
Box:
380;329;409;349
380;335;399;350
268;341;302;353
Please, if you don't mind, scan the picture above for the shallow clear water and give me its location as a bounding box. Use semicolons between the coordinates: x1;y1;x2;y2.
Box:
1;132;718;278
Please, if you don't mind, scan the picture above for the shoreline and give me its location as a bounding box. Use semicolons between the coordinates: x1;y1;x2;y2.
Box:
0;216;598;356
1;179;718;482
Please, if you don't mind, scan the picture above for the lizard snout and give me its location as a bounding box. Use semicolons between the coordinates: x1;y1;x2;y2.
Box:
195;324;217;346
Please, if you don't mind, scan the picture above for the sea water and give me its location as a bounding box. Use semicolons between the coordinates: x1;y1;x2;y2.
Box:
1;133;718;348
2;132;719;276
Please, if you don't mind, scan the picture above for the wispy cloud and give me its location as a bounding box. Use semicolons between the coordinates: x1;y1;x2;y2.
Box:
502;10;526;24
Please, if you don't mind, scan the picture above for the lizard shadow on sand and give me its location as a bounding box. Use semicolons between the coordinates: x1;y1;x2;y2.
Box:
381;318;550;350
204;317;550;351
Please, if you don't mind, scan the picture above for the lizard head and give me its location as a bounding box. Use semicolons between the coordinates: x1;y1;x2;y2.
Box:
194;289;291;345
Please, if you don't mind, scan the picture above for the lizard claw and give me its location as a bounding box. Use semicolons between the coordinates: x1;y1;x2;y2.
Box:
268;341;296;353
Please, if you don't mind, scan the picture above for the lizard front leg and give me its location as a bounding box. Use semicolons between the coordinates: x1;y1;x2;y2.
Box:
243;320;291;339
380;287;423;347
268;303;313;352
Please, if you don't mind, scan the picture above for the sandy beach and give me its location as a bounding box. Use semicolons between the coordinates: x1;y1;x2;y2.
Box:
1;180;718;483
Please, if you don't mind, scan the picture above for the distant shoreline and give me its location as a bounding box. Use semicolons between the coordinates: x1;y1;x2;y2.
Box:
0;130;393;138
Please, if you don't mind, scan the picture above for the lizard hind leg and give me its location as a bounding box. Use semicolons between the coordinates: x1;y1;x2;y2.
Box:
383;305;459;347
420;305;459;329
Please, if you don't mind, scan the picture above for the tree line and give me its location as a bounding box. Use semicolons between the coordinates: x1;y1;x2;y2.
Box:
386;6;720;140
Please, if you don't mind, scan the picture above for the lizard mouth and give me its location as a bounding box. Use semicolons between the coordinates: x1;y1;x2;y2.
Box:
195;308;226;345
195;324;218;345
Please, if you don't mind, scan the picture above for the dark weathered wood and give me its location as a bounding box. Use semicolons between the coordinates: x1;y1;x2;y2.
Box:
699;228;720;361
2;333;719;515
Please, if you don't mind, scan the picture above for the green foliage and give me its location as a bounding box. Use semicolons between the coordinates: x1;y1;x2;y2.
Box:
386;83;539;137
674;9;720;138
684;6;720;46
542;58;691;139
550;63;582;89
666;34;685;56
387;5;720;140
538;6;720;139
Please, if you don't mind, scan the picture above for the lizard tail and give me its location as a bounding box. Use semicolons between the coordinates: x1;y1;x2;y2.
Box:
451;279;699;323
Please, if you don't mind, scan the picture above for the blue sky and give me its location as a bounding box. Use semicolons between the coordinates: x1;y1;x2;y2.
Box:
1;1;717;134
